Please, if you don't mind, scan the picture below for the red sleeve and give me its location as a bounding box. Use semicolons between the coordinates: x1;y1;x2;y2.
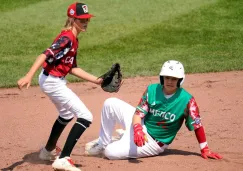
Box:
185;97;202;130
135;88;149;118
195;126;206;143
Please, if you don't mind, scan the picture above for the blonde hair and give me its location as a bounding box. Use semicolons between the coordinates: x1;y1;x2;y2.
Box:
62;17;75;31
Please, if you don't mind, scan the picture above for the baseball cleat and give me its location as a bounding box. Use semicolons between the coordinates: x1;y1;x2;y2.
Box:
52;157;81;171
84;128;125;150
115;128;125;138
85;142;104;156
84;129;125;156
85;138;99;151
39;146;61;161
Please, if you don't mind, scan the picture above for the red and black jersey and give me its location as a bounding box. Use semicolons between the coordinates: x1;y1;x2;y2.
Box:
42;30;78;77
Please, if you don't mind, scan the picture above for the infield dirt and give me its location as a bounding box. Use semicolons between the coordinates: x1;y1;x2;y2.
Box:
0;71;243;171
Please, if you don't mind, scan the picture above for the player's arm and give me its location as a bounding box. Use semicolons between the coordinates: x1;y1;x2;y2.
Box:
132;88;149;124
132;88;149;147
43;36;72;64
17;54;46;89
69;67;102;85
17;36;72;89
186;97;223;160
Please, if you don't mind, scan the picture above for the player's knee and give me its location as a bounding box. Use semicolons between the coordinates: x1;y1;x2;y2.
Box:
76;110;93;122
104;145;117;160
58;116;73;125
104;144;123;160
85;112;93;122
64;100;93;122
78;112;93;123
103;97;120;108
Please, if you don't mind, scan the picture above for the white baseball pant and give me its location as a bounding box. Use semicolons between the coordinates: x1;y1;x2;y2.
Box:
38;70;93;122
97;97;168;160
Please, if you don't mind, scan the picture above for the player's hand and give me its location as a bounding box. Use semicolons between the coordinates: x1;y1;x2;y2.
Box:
133;123;148;147
95;78;103;85
201;146;223;160
17;76;32;90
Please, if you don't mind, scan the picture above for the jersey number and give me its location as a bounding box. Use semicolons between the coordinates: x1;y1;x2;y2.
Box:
157;121;168;129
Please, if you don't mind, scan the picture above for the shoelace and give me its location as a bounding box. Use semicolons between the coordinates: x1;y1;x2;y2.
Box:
67;158;75;166
93;143;103;149
55;146;62;155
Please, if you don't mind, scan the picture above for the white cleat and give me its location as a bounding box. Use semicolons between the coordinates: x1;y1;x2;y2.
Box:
115;129;125;138
85;138;99;151
85;142;104;156
39;146;61;161
52;157;81;171
84;129;125;156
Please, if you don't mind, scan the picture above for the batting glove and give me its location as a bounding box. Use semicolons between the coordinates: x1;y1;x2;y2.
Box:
201;146;223;160
133;123;147;147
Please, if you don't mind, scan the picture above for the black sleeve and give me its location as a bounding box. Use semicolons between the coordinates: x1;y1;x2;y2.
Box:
43;36;72;64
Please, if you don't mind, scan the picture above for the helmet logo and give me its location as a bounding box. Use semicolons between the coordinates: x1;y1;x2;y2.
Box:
69;9;75;15
169;66;173;70
82;5;88;13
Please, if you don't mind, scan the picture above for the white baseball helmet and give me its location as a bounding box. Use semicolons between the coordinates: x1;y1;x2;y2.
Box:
159;60;185;87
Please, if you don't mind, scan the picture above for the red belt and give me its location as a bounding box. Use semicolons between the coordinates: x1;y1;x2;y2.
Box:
148;132;165;147
151;136;164;147
157;141;164;147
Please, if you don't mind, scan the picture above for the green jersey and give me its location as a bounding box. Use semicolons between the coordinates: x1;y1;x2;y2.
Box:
136;83;202;145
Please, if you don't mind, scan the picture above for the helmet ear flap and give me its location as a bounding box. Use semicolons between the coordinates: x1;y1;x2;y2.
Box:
160;76;164;85
177;78;183;87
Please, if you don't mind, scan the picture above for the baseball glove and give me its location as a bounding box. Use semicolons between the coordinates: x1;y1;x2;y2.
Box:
99;63;122;93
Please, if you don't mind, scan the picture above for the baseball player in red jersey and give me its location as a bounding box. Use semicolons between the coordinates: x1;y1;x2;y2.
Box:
85;60;223;161
17;2;101;171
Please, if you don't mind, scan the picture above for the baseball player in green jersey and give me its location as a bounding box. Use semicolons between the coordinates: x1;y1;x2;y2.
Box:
85;60;223;160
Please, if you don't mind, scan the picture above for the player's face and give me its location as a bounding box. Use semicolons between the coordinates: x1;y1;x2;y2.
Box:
75;18;90;32
163;76;179;95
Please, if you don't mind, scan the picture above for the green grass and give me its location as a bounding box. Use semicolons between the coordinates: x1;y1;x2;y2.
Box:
0;0;50;12
0;0;243;87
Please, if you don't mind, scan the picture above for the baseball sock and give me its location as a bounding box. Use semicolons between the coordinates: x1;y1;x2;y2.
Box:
59;118;91;158
45;116;73;151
